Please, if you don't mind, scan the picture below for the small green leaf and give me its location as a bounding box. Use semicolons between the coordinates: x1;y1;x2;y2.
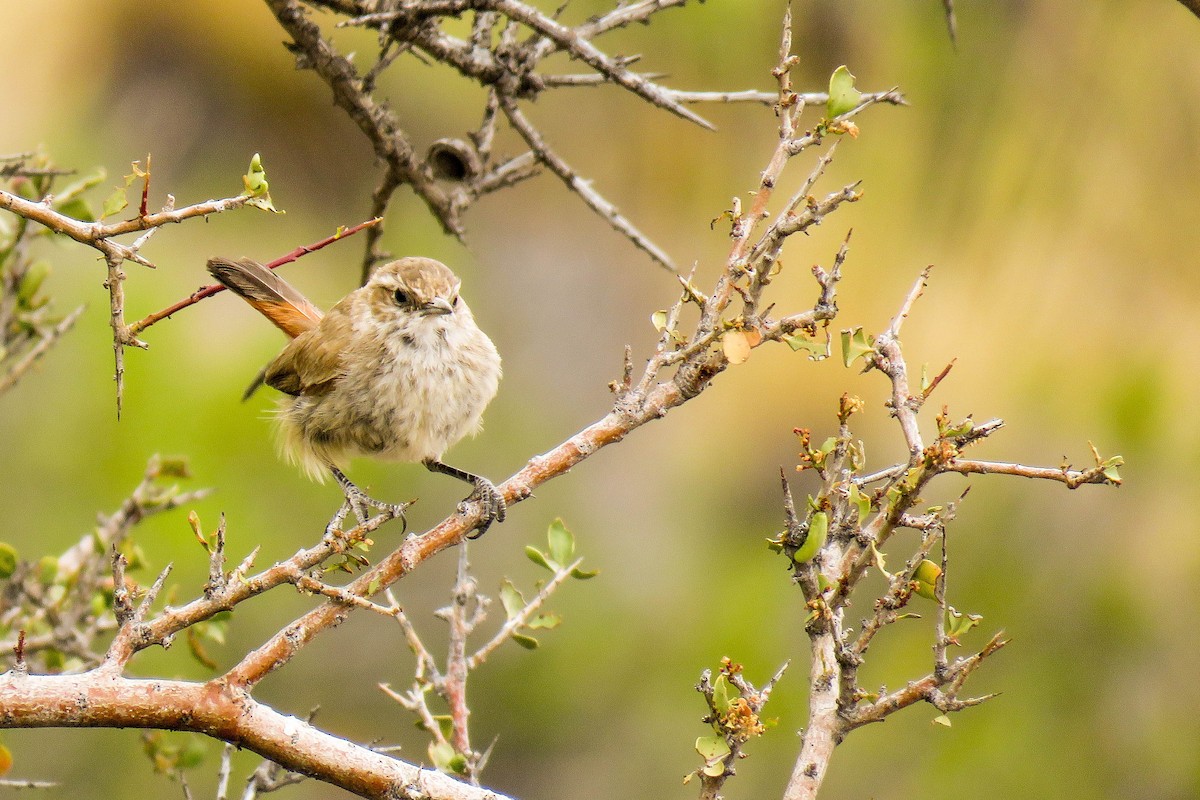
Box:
868;540;889;578
101;186;129;218
848;483;871;523
177;736;207;770
695;735;731;776
156;457;191;478
827;65;863;118
945;606;983;638
792;511;828;564
570;566;599;580
499;579;524;620
0;543;18;579
1101;456;1124;484
783;332;826;358
15;262;49;306
651;310;669;331
695;735;731;761
37;555;58;586
547;518;575;566
913;559;941;600
840;327;875;367
525;545;554;571
712;673;735;715
527;612;561;630
100;162;145;220
429;741;462;773
931;714;952;728
54;196;94;222
242;153;269;196
241;153;282;213
188;510;210;553
52;168;106;205
511;632;539;649
43;648;65;672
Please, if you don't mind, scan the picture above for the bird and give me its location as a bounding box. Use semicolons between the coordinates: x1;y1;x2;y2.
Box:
206;255;505;537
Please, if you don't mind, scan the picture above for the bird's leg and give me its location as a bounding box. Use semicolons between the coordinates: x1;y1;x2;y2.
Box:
329;466;410;527
423;459;507;539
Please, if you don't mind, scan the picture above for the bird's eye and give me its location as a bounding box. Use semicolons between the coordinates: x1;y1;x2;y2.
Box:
451;295;461;307
393;289;410;305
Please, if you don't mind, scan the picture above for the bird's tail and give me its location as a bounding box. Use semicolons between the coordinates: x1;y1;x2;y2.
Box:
207;257;323;339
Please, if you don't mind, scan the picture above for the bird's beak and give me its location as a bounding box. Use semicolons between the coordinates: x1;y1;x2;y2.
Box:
421;297;454;316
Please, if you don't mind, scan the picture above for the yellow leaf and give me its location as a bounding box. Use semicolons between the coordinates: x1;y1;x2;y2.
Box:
724;331;752;365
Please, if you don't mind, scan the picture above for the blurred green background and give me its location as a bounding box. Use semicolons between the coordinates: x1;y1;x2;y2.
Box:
2;1;1198;798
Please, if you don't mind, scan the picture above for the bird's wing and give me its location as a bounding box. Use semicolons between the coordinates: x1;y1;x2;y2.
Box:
263;303;353;396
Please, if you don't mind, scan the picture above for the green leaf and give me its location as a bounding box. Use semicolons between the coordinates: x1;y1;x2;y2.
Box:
37;555;58;586
913;559;941;600
511;632;539;649
53;168;106;204
525;545;554;571
695;735;731;776
931;714;952;728
945;606;983;638
651;309;669;331
547;518;575;565
100;162;146;220
241;153;282;213
868;540;889;578
177;736;207;770
848;483;871;523
695;735;731;761
1101;455;1124;484
156;456;191;478
783;332;826;357
15;262;49;306
570;566;599;580
527;612;561;630
792;511;828;564
499;579;524;620
840;327;875;367
429;741;463;773
827;65;863;118
43;648;65;672
101;186;129;218
242;153;269;196
0;543;18;579
54;196;94;222
712;673;735;715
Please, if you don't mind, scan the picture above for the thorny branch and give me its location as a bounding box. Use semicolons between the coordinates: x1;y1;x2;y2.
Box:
269;0;903;275
377;531;584;782
0;159;269;417
771;271;1119;800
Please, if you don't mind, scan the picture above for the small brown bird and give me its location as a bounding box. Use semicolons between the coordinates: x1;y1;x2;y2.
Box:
207;256;505;536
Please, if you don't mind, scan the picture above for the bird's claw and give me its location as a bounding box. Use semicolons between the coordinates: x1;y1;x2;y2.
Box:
328;467;410;536
462;477;507;539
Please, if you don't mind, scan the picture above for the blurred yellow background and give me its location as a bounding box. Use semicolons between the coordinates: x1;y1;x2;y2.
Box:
2;1;1198;798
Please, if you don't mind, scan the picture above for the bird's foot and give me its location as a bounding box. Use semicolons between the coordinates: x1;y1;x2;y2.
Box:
460;477;507;540
329;467;410;533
